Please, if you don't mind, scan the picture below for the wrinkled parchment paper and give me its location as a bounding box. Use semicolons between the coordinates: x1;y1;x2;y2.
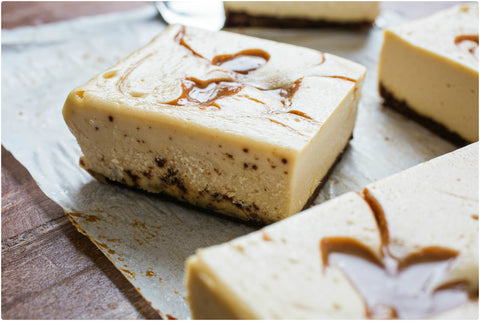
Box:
2;6;456;319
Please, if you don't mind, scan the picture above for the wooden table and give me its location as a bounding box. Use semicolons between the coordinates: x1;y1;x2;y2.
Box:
1;1;457;319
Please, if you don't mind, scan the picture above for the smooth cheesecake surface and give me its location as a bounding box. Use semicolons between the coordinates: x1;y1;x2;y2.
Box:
63;25;366;223
364;142;479;292
378;4;479;144
224;1;380;22
187;192;379;319
186;143;479;319
388;4;478;71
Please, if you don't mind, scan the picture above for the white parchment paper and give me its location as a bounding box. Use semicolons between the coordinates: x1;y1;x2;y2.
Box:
2;6;456;319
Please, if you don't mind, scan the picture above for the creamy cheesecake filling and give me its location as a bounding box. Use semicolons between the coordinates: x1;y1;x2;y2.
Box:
64;25;366;223
379;84;470;146
75;114;294;222
378;4;479;144
454;34;479;47
186;192;378;319
186;143;478;319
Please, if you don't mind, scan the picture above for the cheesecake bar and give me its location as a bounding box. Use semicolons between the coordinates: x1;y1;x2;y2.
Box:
378;4;479;145
224;1;380;28
186;143;478;319
63;25;366;224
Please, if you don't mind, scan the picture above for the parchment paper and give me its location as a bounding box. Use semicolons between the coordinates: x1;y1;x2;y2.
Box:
2;6;456;319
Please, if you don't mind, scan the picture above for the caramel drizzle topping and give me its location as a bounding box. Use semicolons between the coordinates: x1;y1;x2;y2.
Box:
262;78;303;108
287;110;313;120
165;77;243;108
241;95;265;105
319;190;476;319
454;34;479;55
266;118;307;136
321;75;357;83
454;34;479;45
175;26;271;75
174;26;207;60
115;26;358;136
320;238;466;319
319;52;326;64
212;49;270;74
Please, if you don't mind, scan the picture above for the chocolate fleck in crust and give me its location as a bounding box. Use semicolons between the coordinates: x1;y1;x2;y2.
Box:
225;11;373;30
379;83;469;146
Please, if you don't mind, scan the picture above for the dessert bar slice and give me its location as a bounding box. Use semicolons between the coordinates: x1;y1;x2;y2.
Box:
63;25;366;224
224;1;380;28
186;143;478;319
378;4;479;145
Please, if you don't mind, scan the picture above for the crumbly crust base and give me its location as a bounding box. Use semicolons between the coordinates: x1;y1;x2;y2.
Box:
81;138;351;225
224;11;373;29
379;83;468;146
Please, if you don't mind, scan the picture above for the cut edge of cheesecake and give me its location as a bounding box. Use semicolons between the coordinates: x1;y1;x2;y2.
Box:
77;135;352;225
377;4;479;145
378;83;469;146
63;24;366;224
185;255;259;319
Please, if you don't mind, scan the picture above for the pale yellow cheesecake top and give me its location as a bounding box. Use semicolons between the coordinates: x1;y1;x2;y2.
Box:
224;1;380;22
388;3;478;72
187;143;479;319
364;142;479;292
189;192;382;319
67;25;366;154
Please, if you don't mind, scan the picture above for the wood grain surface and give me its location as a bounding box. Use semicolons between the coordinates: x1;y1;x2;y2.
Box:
1;1;458;319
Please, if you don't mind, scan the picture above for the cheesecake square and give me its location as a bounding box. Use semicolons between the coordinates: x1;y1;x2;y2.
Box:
224;1;380;29
378;4;479;145
186;143;478;319
63;25;366;224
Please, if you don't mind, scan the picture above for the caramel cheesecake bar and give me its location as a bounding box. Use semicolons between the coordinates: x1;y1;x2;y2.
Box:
186;143;478;319
378;4;479;145
63;25;366;224
224;1;380;28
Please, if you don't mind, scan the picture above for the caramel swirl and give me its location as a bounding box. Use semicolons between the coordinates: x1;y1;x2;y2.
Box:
454;34;479;56
322;75;357;83
320;237;470;319
319;190;476;319
263;78;303;107
174;26;207;60
454;34;479;45
287;110;313;120
266;118;306;136
166;77;243;108
212;49;270;74
115;26;355;134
